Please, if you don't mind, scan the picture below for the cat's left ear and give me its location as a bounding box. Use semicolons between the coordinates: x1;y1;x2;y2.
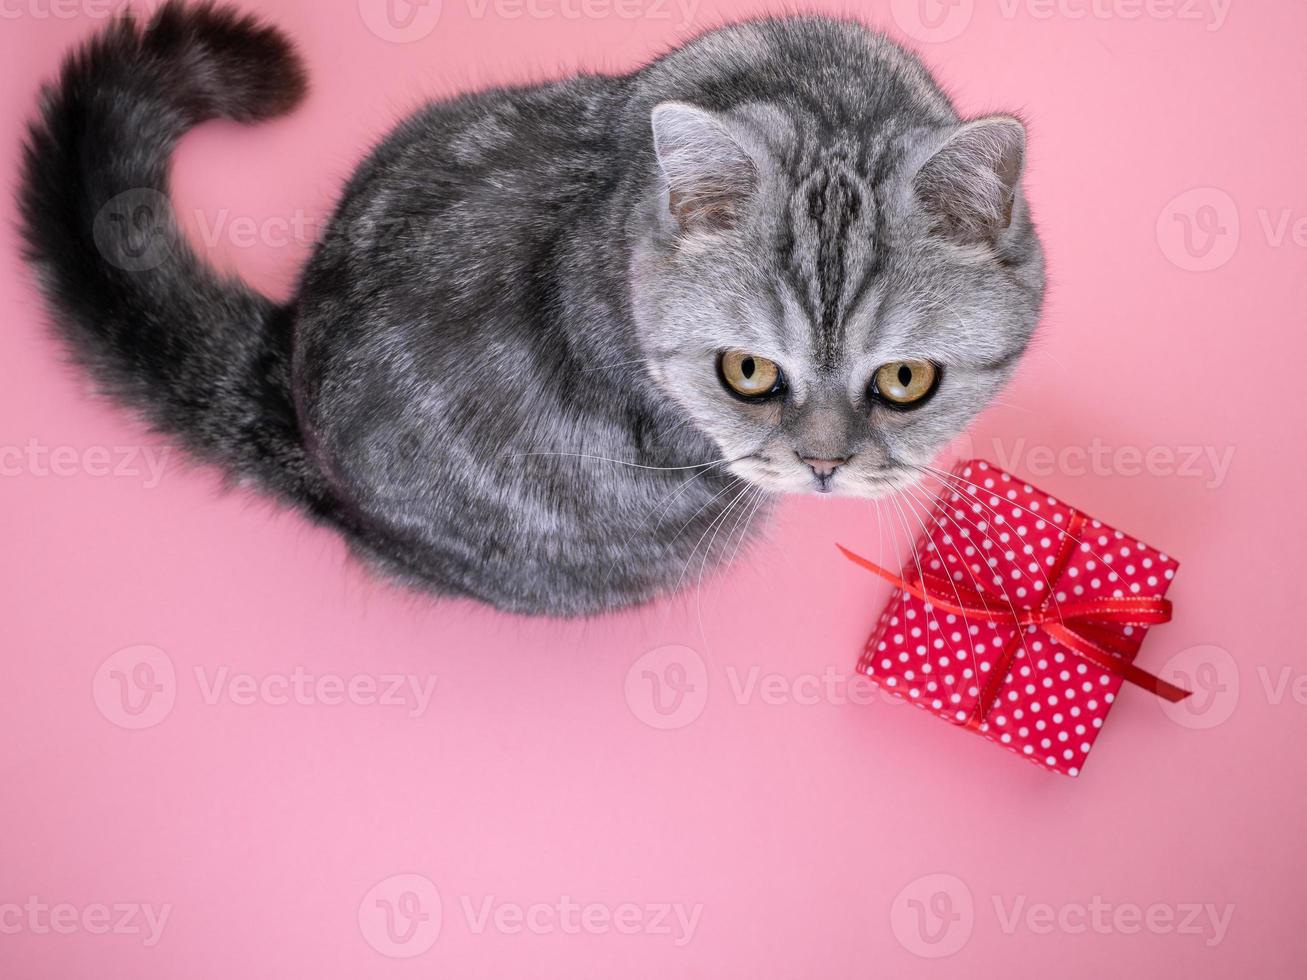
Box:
650;102;758;234
914;115;1027;245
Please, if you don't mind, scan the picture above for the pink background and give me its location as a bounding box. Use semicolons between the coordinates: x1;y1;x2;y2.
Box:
2;0;1303;976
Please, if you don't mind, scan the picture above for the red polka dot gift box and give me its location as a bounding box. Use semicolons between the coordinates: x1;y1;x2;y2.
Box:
841;459;1191;777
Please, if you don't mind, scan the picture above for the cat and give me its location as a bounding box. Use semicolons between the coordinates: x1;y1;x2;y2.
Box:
18;1;1045;617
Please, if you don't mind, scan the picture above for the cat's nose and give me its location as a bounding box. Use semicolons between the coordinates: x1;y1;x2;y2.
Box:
799;455;849;491
801;456;847;477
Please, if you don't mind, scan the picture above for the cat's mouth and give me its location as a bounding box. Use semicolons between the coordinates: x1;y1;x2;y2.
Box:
835;469;922;498
862;471;913;489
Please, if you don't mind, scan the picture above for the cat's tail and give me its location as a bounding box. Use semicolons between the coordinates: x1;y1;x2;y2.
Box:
17;1;334;516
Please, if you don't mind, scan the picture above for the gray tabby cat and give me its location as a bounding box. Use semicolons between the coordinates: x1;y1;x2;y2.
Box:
18;1;1044;616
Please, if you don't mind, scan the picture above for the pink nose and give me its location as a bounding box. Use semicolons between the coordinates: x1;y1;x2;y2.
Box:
801;457;848;479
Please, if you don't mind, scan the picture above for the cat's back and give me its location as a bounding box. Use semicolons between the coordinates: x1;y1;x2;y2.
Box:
328;72;627;234
293;70;629;387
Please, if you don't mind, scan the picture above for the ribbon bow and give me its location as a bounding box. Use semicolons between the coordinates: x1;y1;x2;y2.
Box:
838;513;1190;730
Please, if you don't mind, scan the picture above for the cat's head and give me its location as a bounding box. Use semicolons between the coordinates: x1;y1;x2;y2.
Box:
628;98;1045;496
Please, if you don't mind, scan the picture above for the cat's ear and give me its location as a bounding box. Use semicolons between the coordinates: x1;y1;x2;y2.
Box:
914;115;1026;245
651;102;758;234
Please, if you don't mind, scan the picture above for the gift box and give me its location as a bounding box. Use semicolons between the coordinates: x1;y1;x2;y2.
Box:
841;459;1189;777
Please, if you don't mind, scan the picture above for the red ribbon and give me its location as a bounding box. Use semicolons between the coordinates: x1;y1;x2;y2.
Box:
838;512;1190;730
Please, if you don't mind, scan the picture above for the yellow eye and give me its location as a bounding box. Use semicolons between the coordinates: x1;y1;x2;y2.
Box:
872;360;939;407
719;350;782;399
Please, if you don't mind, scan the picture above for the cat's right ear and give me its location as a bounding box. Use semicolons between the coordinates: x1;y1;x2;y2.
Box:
914;115;1027;246
651;102;758;235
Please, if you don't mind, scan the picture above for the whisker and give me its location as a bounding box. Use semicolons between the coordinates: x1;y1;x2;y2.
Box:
692;482;755;637
903;476;1052;696
894;486;983;700
905;478;1066;702
915;462;1128;587
914;469;1108;707
618;459;731;554
675;481;751;633
885;496;938;649
504;451;738;472
721;485;766;575
889;492;979;697
907;477;1055;614
668;476;744;544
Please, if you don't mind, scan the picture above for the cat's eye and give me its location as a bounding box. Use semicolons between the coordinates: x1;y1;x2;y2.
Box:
870;360;940;408
719;350;784;400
